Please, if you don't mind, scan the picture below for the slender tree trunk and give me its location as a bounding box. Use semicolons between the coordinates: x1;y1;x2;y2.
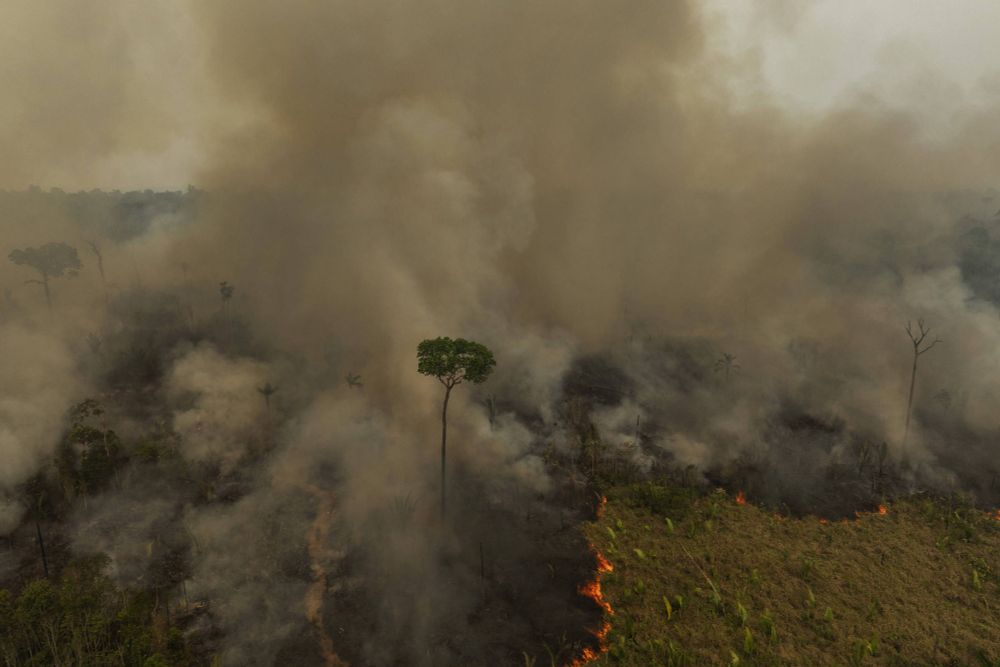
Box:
441;384;452;517
35;520;49;578
42;277;51;312
903;351;918;456
479;541;486;601
91;244;108;305
264;395;271;432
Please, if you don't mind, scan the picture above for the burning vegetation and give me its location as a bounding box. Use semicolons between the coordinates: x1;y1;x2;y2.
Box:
7;1;1000;665
569;497;617;665
570;532;616;665
582;486;1000;664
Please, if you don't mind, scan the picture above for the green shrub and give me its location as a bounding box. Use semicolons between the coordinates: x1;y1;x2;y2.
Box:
625;483;694;519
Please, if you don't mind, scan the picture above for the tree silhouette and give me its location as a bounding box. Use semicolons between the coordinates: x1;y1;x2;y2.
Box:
219;281;234;310
903;319;941;454
714;352;740;381
85;240;107;303
257;382;278;431
8;242;82;310
485;394;497;431
219;281;235;334
22;474;53;577
345;372;363;388
417;337;496;516
257;382;278;412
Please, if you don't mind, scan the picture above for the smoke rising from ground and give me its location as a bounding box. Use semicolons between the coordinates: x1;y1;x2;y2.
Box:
0;324;83;533
5;1;1000;664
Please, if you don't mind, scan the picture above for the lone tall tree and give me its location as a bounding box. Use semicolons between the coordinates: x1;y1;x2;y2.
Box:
257;381;278;436
417;337;496;516
8;242;82;310
903;319;941;454
257;381;278;414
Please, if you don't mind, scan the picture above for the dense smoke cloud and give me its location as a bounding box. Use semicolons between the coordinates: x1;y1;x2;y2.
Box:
165;0;1000;475
0;1;209;190
0;324;83;533
5;1;1000;664
167;344;271;466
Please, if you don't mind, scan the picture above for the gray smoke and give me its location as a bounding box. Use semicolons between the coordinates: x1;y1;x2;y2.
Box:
4;1;1000;664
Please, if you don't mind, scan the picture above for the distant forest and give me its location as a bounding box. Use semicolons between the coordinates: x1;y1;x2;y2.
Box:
0;187;200;244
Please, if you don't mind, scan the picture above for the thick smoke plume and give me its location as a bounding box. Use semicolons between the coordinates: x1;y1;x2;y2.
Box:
4;1;1000;665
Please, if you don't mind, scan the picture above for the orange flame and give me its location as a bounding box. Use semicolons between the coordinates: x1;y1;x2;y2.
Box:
735;490;746;506
569;619;611;666
595;495;608;518
878;505;888;515
569;547;615;665
578;578;613;615
595;551;613;574
994;509;1000;521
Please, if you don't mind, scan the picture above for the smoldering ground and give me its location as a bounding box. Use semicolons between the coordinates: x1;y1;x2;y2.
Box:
5;0;1000;665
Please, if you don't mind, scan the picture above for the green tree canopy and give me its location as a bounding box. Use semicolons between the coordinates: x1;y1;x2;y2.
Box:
417;337;496;388
417;337;496;516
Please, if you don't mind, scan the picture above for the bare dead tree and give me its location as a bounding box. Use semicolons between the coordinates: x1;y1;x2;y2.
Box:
903;319;942;454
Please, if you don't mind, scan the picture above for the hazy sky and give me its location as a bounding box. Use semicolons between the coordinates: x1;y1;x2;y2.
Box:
707;1;1000;117
2;1;999;191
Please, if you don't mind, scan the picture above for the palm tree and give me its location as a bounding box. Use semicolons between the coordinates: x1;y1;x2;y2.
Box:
257;382;278;420
714;352;740;381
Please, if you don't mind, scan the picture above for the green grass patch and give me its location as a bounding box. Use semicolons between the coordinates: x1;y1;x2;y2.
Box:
583;488;1000;665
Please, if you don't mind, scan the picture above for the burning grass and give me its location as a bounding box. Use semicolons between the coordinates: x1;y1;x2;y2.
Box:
580;484;1000;665
570;507;616;666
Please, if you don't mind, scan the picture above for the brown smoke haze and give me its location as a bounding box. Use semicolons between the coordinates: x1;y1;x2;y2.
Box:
5;1;1000;664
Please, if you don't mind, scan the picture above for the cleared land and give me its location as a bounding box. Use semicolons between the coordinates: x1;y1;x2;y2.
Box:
582;484;1000;666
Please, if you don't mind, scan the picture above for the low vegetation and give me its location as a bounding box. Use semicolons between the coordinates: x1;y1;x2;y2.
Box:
583;483;1000;666
0;557;196;666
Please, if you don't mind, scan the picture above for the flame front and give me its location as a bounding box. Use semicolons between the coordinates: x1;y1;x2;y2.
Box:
878;504;888;515
571;499;615;666
735;490;746;506
578;577;613;616
595;551;613;574
570;618;611;666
